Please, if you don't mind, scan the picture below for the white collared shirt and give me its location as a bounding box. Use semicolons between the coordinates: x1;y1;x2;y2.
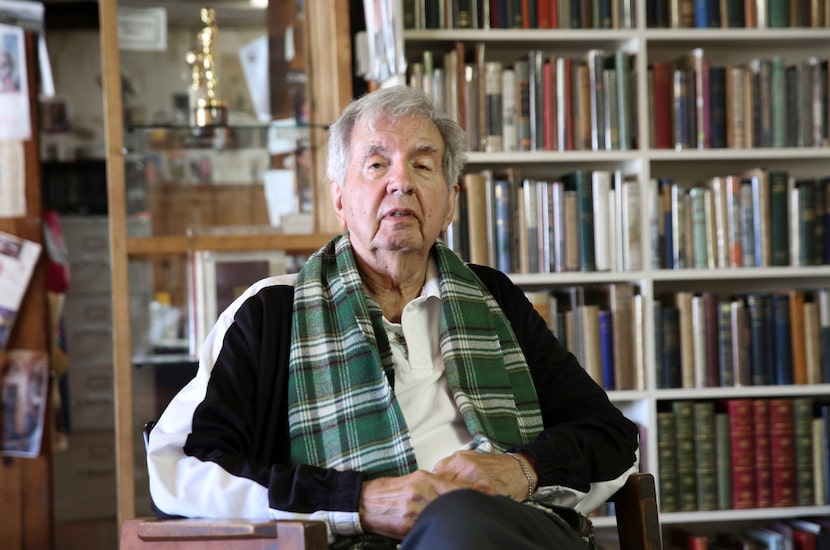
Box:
381;258;474;470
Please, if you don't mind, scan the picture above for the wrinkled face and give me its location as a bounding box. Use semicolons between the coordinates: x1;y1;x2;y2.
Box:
330;114;457;264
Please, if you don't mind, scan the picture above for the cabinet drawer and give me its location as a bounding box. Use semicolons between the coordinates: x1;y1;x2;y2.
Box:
68;260;112;294
52;430;117;521
68;366;114;430
64;294;112;331
62;217;110;263
65;324;113;362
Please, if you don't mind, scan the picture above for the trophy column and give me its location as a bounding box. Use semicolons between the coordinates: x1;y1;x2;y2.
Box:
186;7;227;127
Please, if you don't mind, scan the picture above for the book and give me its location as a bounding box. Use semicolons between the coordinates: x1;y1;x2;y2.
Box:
720;398;757;509
770;293;794;385
694;400;718;510
657;409;679;512
673;400;698;511
754;398;772;508
562;170;596;271
793;396;816;506
769;398;797;507
744;528;786;550
0;231;43;352
790;289;808;385
715;410;733;509
768;170;790;266
659;303;682;388
650;61;674;148
462;171;492;266
0;349;50;457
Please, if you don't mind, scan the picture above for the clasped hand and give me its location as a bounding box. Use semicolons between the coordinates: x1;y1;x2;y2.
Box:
358;450;535;540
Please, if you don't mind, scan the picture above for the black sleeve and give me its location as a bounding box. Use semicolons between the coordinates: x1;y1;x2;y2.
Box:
469;264;640;492
182;284;366;515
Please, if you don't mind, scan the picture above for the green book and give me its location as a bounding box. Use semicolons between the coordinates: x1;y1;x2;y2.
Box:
796;179;818;266
768;170;790;266
715;412;733;509
768;0;790;27
693;401;718;511
672;400;698;511
562;170;596;271
770;57;787;148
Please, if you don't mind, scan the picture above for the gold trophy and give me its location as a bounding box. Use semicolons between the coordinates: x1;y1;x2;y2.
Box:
186;7;227;127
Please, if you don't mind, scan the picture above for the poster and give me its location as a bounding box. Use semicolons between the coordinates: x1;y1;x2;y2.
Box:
0;23;30;140
1;349;49;457
0;230;41;351
0;140;24;217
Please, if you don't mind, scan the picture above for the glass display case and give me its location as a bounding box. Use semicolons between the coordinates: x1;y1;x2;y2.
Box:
96;0;352;521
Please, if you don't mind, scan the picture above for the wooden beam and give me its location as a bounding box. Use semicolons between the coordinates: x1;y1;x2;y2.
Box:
98;0;137;524
125;233;335;257
302;0;353;234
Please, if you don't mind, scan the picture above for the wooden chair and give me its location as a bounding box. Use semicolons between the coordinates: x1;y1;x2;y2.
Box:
120;472;661;550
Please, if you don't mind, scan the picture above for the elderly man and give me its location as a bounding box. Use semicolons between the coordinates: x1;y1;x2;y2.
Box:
146;86;639;549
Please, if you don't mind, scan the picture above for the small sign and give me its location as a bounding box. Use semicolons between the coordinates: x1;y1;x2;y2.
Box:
118;7;167;51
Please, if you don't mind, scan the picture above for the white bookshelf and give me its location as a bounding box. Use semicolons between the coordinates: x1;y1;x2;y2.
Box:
403;9;830;538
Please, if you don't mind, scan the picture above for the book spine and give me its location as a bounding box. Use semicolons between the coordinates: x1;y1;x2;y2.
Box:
771;292;794;385
722;398;757;509
673;400;698;511
794;396;816;506
694;400;718;510
657;410;679;512
768;170;790;266
754;398;772;507
769;397;797;507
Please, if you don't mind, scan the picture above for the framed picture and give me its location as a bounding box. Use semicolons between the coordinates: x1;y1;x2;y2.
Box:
1;349;49;458
187;250;289;354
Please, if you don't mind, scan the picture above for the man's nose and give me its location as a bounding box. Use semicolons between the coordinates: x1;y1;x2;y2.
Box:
387;163;415;194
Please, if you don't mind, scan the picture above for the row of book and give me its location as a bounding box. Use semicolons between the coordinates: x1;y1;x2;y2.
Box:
649;0;830;29
410;46;636;153
446;167;829;277
668;522;830;550
657;397;829;513
653;171;830;270
525;283;645;390
650;52;830;150
655;289;830;389
403;0;637;30
446;169;642;274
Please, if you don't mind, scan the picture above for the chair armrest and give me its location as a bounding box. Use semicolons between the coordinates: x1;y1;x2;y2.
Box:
613;473;662;550
121;518;328;550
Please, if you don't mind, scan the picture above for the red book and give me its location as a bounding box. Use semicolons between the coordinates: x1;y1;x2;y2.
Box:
542;59;555;150
650;61;674;149
537;0;550;27
719;398;756;509
791;528;817;550
769;398;797;507
549;0;559;28
671;529;709;550
753;399;772;507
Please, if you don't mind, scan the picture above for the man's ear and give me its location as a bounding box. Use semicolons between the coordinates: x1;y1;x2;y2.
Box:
329;179;347;228
442;183;459;232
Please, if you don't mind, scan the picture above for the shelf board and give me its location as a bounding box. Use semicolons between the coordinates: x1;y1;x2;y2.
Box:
125;233;335;257
404;28;639;44
644;27;830;44
660;504;830;525
648;147;830;162
466;150;640;164
655;384;830;400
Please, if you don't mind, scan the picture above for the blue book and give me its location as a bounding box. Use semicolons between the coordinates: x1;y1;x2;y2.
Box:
745;293;771;386
771;293;793;385
493;177;513;274
660;306;682;388
694;0;709;27
744;527;786;550
820;289;830;383
598;309;614;390
707;0;721;27
708;66;727;148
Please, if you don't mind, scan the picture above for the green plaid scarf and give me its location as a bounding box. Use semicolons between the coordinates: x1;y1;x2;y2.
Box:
287;235;543;477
